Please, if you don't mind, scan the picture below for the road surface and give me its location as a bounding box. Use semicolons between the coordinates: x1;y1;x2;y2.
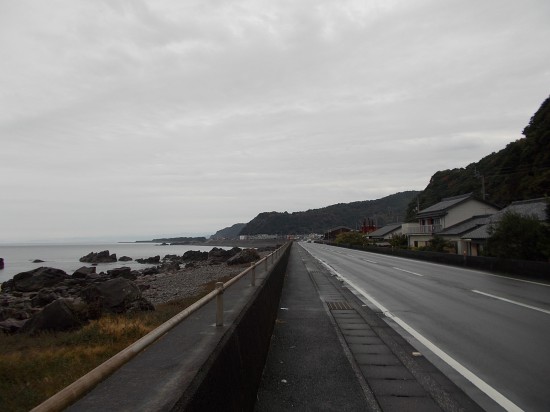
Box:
300;242;550;412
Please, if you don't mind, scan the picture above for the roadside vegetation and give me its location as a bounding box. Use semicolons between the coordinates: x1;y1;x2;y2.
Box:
486;211;550;261
334;231;369;248
0;277;231;412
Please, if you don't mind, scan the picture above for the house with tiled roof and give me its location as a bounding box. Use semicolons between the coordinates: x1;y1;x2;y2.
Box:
438;215;492;255
366;223;403;244
404;193;500;249
460;198;548;256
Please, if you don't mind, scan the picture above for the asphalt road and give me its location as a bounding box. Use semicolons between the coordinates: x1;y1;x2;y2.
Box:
300;242;550;412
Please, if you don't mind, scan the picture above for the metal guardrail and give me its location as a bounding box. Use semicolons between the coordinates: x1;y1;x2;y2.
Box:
31;242;291;412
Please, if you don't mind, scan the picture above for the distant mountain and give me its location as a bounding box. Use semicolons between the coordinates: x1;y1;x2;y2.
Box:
210;223;247;239
240;191;420;235
406;95;550;219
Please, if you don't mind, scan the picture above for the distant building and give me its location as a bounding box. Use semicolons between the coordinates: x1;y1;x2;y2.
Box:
366;223;403;244
323;226;353;241
239;234;278;240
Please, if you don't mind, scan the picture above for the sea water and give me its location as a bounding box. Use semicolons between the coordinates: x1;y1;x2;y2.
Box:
0;243;226;284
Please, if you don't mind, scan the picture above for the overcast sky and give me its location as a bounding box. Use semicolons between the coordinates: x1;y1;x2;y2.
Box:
1;0;549;242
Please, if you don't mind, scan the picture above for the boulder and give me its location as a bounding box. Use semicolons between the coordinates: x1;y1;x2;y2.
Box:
20;299;82;335
141;267;159;276
208;247;241;264
80;285;103;319
119;256;133;262
227;248;261;265
0;318;28;334
79;250;117;263
136;256;160;264
0;307;18;322
182;250;209;262
31;289;59;307
96;278;153;314
72;266;96;278
107;267;136;280
10;267;69;292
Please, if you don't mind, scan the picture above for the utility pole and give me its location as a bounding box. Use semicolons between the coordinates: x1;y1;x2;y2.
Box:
474;167;486;200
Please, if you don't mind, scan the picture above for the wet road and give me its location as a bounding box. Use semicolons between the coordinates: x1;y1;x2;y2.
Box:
301;242;550;412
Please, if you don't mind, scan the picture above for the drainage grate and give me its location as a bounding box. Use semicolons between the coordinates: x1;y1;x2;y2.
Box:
326;301;353;310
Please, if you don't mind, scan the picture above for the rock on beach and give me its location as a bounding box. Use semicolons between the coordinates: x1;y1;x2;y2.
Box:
0;247;270;334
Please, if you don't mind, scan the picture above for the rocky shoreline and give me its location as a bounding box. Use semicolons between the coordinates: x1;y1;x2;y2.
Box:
0;246;274;335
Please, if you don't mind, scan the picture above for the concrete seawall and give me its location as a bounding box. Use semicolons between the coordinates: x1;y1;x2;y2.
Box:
172;246;290;411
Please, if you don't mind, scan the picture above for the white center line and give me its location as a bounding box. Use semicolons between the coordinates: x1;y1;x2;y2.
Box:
317;260;524;412
472;290;550;315
361;258;378;264
393;267;424;277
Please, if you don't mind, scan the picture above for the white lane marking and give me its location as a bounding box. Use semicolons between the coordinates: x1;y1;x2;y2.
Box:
472;290;550;315
393;267;423;277
476;273;550;287
317;260;524;412
310;243;550;287
361;258;378;264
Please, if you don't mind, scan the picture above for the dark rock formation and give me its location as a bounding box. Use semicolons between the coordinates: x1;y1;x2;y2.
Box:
227;249;260;265
8;267;69;293
72;266;96;278
208;247;241;264
136;256;161;264
20;299;82;335
79;250;117;263
0;265;155;334
182;250;209;262
142;267;159;276
0;257;4;269
95;278;153;313
0;318;27;333
32;259;45;263
107;267;136;280
31;289;59;307
119;256;133;261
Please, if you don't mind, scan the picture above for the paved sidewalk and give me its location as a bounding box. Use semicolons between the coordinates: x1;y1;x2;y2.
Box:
255;243;483;412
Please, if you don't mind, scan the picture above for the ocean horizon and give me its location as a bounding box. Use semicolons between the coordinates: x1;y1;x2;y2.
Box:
0;242;229;284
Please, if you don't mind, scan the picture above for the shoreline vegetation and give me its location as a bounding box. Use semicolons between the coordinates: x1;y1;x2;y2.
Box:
0;244;275;412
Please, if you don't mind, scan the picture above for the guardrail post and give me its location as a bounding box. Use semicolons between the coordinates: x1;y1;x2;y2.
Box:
216;282;224;327
250;262;256;286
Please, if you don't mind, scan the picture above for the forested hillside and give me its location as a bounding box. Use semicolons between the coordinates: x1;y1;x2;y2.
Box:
240;191;419;235
406;95;550;219
210;223;246;239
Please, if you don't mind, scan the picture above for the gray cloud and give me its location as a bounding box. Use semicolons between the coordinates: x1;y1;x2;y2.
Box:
1;0;550;241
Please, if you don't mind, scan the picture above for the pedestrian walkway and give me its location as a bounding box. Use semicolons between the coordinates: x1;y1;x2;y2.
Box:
255;243;483;411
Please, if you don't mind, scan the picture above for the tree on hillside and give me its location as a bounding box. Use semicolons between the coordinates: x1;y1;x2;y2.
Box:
486;211;550;261
335;231;368;248
406;95;550;220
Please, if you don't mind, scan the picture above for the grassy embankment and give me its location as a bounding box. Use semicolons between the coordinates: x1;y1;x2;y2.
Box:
0;277;231;412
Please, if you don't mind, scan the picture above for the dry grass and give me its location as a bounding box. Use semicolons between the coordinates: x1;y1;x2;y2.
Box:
0;276;232;412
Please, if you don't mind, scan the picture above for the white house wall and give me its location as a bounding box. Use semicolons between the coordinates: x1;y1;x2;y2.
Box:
445;200;498;228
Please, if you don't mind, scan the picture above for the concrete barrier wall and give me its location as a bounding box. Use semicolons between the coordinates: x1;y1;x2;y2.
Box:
171;245;291;412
